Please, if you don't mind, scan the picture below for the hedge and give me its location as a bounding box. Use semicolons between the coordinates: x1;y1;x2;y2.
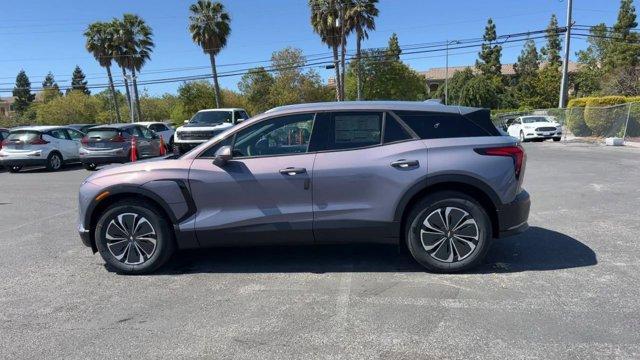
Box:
567;96;640;137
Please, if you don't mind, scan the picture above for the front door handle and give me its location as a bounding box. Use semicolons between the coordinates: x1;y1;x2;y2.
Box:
279;167;307;176
391;159;419;169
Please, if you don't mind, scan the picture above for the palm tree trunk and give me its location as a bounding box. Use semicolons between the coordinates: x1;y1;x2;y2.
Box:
132;68;142;122
121;67;133;120
209;52;222;108
106;65;121;123
356;29;362;101
332;44;341;101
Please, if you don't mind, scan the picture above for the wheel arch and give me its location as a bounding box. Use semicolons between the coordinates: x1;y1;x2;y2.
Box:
395;175;501;243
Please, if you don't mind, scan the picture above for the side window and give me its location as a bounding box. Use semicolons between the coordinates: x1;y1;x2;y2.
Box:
383;114;412;143
0;131;8;140
150;124;167;132
233;111;242;121
310;112;382;151
395;111;490;139
232;113;315;158
240;111;249;119
128;127;143;138
66;129;84;140
139;126;155;139
48;129;69;140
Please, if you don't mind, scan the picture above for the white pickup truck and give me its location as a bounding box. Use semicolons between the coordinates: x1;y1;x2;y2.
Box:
173;108;250;154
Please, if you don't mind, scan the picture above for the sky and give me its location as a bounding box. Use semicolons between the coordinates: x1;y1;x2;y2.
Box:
0;0;628;97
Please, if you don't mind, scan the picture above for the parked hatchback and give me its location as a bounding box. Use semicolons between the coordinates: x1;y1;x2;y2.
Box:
78;101;530;274
79;123;163;170
0;126;84;172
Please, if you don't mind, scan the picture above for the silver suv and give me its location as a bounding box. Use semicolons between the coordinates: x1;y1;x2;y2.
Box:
78;101;530;274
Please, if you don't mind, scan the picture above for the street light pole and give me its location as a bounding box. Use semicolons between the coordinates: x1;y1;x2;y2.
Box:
124;74;136;123
558;0;573;108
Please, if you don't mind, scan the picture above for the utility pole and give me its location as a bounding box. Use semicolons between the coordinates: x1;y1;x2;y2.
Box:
444;40;460;105
558;0;573;108
124;74;136;123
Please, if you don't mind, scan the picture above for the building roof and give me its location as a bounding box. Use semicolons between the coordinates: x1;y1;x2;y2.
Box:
420;61;579;81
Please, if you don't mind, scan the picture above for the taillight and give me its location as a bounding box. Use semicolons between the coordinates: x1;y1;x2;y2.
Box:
110;134;125;143
475;145;526;179
29;137;49;145
81;136;89;145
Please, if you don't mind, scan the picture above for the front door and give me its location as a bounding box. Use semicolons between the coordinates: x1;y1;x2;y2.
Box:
189;112;317;247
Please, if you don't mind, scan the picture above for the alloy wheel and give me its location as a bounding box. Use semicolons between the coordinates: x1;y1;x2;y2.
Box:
105;213;158;265
50;154;62;170
419;207;479;263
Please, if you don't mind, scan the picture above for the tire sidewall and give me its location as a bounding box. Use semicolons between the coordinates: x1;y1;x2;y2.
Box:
95;201;173;274
406;192;491;272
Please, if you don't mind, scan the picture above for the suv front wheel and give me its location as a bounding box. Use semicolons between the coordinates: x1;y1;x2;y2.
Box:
95;200;175;274
406;191;491;272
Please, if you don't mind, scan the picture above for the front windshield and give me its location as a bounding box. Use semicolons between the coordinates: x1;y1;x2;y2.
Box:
189;111;233;125
522;117;550;123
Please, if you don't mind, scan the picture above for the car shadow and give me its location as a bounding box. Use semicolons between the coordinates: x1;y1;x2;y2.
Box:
18;163;85;173
156;226;596;275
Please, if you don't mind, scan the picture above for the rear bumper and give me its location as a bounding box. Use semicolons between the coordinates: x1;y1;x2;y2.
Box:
496;190;530;238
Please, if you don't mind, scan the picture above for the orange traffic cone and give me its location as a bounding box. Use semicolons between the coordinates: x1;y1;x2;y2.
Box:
130;136;137;162
159;135;167;156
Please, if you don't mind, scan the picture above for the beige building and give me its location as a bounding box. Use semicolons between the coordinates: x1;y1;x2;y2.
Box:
0;96;15;118
420;61;579;94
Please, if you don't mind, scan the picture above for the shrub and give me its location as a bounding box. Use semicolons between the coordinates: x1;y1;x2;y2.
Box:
566;107;591;136
583;97;628;136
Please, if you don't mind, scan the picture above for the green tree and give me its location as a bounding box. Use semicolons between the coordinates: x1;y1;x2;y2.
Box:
68;65;90;95
238;67;275;114
85;21;121;123
514;40;540;79
387;32;401;60
310;0;343;100
36;91;101;125
433;67;475;104
176;81;216;120
345;0;379;100
607;0;640;69
534;65;561;108
41;72;62;103
12;70;35;115
476;18;502;77
188;0;231;108
344;48;425;101
541;14;562;67
269;47;333;105
139;93;178;122
459;75;500;108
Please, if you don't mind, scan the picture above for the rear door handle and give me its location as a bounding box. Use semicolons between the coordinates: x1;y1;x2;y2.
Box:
279;167;307;176
391;159;419;169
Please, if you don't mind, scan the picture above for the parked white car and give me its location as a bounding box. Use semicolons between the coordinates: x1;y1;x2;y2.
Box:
136;121;175;148
0;126;84;172
173;108;249;153
507;115;562;142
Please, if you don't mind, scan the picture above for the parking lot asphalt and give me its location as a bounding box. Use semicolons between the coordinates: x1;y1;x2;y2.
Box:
0;141;639;359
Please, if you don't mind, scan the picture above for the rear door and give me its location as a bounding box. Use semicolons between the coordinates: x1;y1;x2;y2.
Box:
47;128;76;159
189;112;317;247
139;126;159;156
65;129;84;160
310;111;428;243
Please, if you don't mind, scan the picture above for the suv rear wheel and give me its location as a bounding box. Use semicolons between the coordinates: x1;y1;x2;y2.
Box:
8;165;22;173
95;200;175;274
405;191;491;272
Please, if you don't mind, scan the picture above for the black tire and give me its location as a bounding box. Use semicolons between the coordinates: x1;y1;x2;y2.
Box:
45;152;63;171
83;163;97;171
94;200;175;274
8;165;22;173
405;191;492;273
553;137;561;142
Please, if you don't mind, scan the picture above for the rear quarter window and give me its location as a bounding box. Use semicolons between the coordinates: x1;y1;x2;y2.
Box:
86;129;119;139
394;111;493;139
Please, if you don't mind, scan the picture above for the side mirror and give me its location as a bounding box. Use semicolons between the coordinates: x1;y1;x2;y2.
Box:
236;118;247;124
212;145;232;167
184;120;189;124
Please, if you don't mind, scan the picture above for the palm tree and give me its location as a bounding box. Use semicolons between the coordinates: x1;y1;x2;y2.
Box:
345;0;378;100
188;0;231;108
84;22;121;123
112;14;154;122
310;0;342;101
111;19;133;121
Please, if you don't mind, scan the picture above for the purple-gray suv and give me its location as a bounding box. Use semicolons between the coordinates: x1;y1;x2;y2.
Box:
78;101;530;274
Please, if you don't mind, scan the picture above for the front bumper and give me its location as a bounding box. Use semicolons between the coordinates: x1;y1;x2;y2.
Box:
524;131;562;139
496;190;530;238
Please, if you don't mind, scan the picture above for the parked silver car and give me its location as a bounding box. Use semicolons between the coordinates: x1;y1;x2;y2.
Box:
79;123;163;170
